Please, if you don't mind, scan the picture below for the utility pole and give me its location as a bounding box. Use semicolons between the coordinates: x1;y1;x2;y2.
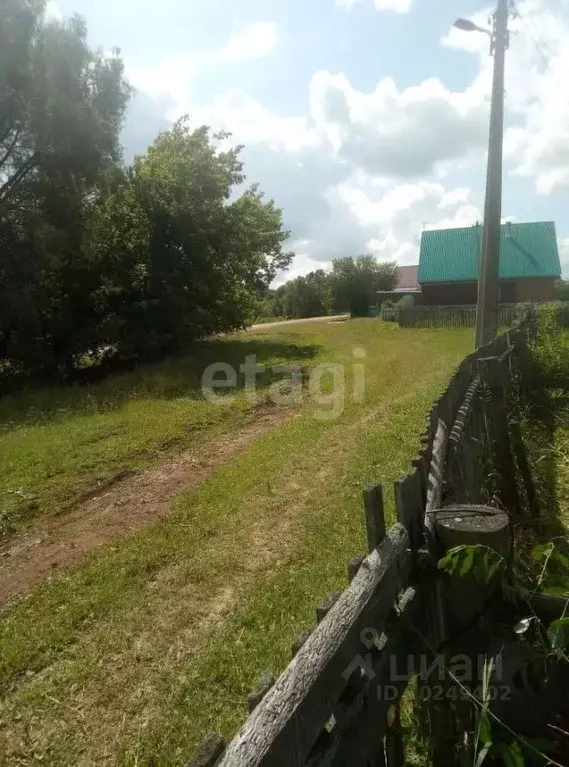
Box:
474;0;509;349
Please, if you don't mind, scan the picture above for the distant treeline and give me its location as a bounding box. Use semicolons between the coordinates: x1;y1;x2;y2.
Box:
259;257;397;320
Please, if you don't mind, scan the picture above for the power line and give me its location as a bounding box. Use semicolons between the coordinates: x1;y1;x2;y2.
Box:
509;0;569;112
510;0;567;92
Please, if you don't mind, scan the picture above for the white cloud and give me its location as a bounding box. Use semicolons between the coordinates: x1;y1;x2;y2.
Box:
274;249;331;286
126;2;569;285
127;56;195;120
340;178;480;250
284;177;482;271
45;1;62;20
309;71;489;178
126;22;278;121
125;59;487;278
213;23;278;62
444;0;569;194
193;90;319;152
559;237;569;277
336;0;411;13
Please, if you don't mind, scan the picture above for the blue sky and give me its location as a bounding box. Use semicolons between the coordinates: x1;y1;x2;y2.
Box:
48;0;569;280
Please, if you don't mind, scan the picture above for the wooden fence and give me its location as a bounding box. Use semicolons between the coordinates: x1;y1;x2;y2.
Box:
379;303;529;328
189;319;539;767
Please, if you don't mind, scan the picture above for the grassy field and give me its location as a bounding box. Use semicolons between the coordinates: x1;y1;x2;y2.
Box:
0;335;324;534
0;319;471;765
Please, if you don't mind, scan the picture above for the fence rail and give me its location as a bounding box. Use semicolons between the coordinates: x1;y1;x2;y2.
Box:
379;303;529;328
190;316;539;767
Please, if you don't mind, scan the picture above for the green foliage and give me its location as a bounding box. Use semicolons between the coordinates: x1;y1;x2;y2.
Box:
0;1;131;375
330;256;397;317
260;257;398;321
530;304;569;386
438;545;505;585
267;269;332;319
554;280;569;303
396;294;415;309
87;120;292;361
0;5;292;381
436;542;569;766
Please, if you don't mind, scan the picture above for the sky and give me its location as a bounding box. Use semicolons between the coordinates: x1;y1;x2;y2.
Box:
47;0;569;283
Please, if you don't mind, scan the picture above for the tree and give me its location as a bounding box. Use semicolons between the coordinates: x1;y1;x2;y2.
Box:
0;6;292;379
85;119;293;360
554;279;569;302
0;1;131;373
330;256;397;317
277;270;331;319
0;3;131;206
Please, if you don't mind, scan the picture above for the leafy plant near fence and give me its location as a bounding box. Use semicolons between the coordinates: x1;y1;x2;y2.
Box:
416;307;569;766
433;542;569;766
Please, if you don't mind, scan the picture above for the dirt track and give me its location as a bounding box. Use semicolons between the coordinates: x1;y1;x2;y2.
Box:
0;409;290;608
249;315;348;330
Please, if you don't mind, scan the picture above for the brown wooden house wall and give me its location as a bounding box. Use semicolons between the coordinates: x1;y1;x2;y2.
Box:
420;277;555;306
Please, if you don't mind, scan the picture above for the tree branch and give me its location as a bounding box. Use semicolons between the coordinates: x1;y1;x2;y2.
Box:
0;153;39;204
0;129;23;171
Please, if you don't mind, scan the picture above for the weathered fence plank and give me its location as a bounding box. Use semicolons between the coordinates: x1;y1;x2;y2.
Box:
347;554;365;583
425;419;447;542
388;303;528;329
478;356;522;514
189;734;227;767
363;485;386;552
394;471;423;549
218;525;411;767
317;592;342;624
291;630;312;658
305;586;424;767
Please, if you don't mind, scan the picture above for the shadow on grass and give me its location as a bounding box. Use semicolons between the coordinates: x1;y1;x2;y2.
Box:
0;338;321;430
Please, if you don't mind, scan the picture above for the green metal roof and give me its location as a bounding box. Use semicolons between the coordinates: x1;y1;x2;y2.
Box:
418;221;561;283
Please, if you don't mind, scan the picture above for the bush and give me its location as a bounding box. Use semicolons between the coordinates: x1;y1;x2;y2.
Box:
396;294;415;309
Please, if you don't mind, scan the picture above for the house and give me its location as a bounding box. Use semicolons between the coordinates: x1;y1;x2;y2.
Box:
417;221;561;306
377;264;421;304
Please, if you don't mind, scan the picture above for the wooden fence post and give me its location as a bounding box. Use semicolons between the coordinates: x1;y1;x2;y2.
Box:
189;734;226;767
363;485;386;552
395;471;423;550
435;503;512;635
248;672;276;713
478;356;522;516
384;702;404;767
425;503;513;762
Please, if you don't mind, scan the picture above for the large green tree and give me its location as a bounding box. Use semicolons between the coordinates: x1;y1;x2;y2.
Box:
330;256;397;316
1;5;292;380
0;0;131;372
85;119;292;360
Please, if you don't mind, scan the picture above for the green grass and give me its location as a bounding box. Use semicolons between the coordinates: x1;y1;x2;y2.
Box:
0;335;321;532
0;320;471;765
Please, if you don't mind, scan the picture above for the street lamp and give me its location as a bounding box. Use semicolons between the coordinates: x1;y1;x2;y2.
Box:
453;18;491;36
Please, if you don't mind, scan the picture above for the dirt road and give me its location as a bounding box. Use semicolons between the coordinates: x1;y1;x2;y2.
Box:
0;408;291;607
249;315;348;331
